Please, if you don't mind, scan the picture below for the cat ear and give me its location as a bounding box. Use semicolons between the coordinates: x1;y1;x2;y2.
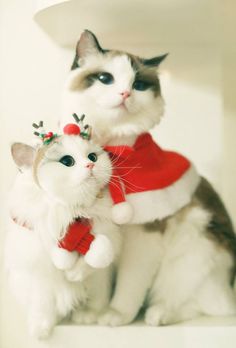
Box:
141;53;169;67
11;143;35;169
71;30;104;69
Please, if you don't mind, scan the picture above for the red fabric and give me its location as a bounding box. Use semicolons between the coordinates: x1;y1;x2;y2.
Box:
106;133;191;204
108;167;126;204
58;218;94;255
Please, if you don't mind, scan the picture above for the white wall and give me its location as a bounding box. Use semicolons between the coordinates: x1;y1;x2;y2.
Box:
221;0;236;223
0;0;235;347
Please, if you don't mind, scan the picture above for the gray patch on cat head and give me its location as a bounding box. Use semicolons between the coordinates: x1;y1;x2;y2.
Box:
69;69;102;90
128;53;162;96
70;49;163;97
141;54;169;67
71;31;168;97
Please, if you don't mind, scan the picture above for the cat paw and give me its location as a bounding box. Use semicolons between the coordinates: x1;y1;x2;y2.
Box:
144;305;164;326
72;309;98;325
98;308;133;326
29;319;54;339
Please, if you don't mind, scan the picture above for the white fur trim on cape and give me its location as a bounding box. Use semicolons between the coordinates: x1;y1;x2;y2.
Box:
112;201;134;225
126;165;200;224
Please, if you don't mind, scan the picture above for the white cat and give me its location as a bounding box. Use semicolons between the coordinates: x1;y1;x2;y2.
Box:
61;30;236;326
5;121;121;338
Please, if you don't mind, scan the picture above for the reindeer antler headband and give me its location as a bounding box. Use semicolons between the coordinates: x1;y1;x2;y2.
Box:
32;120;58;145
32;114;92;145
32;114;92;187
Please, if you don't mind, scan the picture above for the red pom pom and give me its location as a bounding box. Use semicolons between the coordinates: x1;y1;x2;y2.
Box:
63;124;81;135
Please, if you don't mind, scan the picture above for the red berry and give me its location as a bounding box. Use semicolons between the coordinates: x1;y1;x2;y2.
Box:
63;124;81;135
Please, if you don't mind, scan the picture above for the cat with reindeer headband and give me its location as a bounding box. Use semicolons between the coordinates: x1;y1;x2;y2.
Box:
5;115;121;338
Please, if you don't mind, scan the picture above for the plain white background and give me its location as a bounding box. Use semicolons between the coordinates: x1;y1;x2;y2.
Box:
0;0;236;347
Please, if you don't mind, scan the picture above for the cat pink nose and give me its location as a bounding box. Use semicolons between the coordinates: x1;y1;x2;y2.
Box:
120;91;131;99
86;163;95;169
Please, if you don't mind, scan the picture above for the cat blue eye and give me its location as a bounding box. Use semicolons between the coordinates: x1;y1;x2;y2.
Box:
88;153;97;162
132;80;150;91
59;155;75;167
97;72;114;85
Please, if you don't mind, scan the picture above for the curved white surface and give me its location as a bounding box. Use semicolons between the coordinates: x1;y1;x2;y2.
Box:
33;0;69;14
33;0;220;48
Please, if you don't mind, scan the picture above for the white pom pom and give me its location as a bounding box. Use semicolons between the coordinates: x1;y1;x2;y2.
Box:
84;234;114;269
51;246;78;270
112;202;133;225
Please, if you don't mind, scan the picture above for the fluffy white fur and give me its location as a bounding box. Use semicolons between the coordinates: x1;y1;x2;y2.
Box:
99;207;236;326
5;135;121;338
61;31;236;327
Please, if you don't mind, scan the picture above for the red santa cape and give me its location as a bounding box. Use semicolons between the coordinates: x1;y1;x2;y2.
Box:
105;133;200;224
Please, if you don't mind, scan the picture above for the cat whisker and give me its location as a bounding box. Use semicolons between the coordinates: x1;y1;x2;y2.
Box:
116;167;142;178
107;145;133;166
108;178;125;194
113;175;145;192
110;153;133;167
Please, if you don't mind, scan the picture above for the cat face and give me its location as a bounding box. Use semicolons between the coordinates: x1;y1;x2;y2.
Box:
62;31;167;142
12;135;112;206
